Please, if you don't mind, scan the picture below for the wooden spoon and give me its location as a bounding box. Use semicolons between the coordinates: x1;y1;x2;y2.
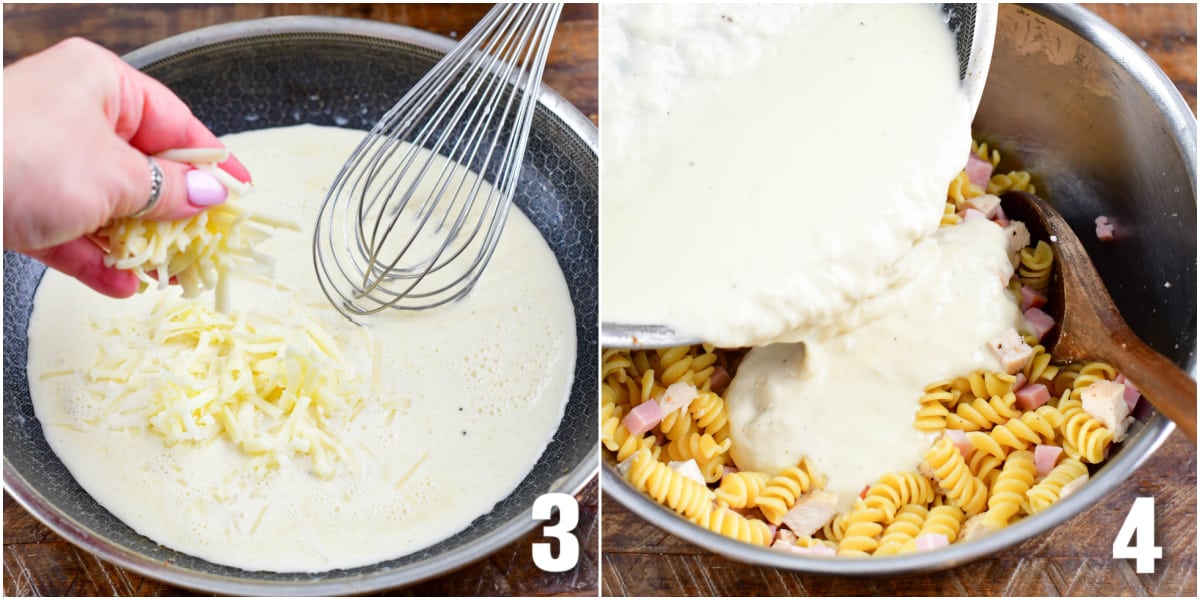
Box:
1001;190;1196;441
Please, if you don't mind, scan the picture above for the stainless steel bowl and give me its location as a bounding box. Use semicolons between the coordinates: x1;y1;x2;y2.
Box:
602;3;1195;575
3;16;598;594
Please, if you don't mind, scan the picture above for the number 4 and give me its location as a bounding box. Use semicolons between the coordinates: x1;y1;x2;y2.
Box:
1112;496;1163;573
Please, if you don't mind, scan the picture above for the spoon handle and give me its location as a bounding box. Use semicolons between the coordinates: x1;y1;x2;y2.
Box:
1099;327;1197;441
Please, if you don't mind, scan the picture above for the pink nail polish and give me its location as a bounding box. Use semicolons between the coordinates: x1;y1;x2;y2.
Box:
187;170;228;207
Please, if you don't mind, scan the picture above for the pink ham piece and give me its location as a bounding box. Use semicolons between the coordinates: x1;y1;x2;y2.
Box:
992;205;1010;227
1020;285;1048;312
709;366;732;395
1034;444;1063;478
943;429;971;457
959;208;988;222
1013;372;1028;391
1095;215;1115;241
1115;374;1142;412
1015;383;1051;411
658;382;698;415
965;152;994;187
914;533;951;551
621;401;663;437
1024;307;1056;341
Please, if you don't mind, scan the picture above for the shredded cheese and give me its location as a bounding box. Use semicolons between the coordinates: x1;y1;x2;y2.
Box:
97;150;299;311
85;297;372;480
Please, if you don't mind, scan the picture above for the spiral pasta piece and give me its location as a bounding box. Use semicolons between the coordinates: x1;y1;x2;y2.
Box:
914;385;957;431
966;409;1058;460
1025;457;1088;514
1069;362;1118;400
916;505;964;544
688;391;729;438
1023;343;1059;385
1018;240;1053;295
1057;398;1113;464
666;432;731;483
966;447;1004;491
981;450;1036;528
924;437;988;516
715;471;771;509
875;504;928;555
756;458;825;525
946;392;1021;432
864;471;935;522
961;370;1018;400
696;505;772;547
602;349;633;382
835;499;887;556
947;170;985;208
987;170;1036;196
600;382;624;452
626;448;715;521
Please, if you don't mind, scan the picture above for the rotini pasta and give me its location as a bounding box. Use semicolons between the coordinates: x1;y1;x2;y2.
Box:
756;458;825;525
1025;458;1088;514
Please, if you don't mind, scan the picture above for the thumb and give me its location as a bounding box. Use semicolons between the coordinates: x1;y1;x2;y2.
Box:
109;144;229;222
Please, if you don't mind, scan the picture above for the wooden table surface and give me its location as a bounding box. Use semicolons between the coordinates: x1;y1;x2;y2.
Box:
601;3;1198;598
2;3;597;597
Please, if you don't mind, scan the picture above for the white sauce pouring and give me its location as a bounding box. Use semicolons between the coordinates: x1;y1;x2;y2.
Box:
27;124;576;572
600;3;972;348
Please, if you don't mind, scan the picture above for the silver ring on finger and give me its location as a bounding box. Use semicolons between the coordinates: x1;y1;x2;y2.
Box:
130;156;164;218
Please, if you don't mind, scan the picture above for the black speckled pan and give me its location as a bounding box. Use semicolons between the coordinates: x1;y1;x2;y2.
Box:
3;16;597;595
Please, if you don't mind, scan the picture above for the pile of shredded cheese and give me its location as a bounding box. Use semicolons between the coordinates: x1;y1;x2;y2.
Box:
97;148;299;312
86;295;373;480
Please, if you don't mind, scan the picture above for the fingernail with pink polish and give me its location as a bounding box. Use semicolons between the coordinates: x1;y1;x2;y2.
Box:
187;170;228;207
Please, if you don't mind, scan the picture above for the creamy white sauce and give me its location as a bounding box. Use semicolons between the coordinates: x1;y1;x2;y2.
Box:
600;4;972;347
725;219;1025;505
27;124;576;572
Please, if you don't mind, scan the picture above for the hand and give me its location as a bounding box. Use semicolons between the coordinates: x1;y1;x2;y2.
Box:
3;37;252;298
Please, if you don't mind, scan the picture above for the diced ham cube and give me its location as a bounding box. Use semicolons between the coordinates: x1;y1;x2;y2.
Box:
966;194;1002;219
1115;375;1142;412
1059;472;1089;500
959;208;988;222
965;152;994;187
1015;383;1051;411
1020;285;1048;312
992;205;1010;227
658;382;698;415
914;533;950;551
722;465;740;477
1024;307;1056;341
944;429;972;458
1013;372;1028;391
669;459;706;486
1034;444;1063;478
780;491;839;538
1095;216;1115;241
621;401;663;437
1004;221;1031;268
988;328;1034;374
1081;380;1132;441
708;366;731;395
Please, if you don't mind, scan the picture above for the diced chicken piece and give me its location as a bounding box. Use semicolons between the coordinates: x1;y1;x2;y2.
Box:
959;208;988;222
790;544;838;557
965;152;995;187
616;454;636;477
708;366;732;395
1004;221;1031;268
1034;444;1063;478
1024;307;1056;341
914;533;950;551
621;401;663;437
1095;216;1115;241
658;381;698;415
988;328;1034;374
1020;285;1048;312
1081;380;1132;441
669;459;706;486
780;491;839;538
959;513;997;542
1059;472;1090;500
1115;374;1142;412
774;528;798;546
944;429;972;457
965;194;1002;219
1015;383;1051;411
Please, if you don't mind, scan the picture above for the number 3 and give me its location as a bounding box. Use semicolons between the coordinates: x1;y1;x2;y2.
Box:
532;492;580;572
1112;496;1163;573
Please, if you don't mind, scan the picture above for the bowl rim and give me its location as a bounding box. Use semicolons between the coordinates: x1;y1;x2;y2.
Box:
3;15;599;596
602;2;1194;576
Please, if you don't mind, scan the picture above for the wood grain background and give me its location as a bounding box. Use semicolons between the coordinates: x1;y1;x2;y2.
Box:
2;3;597;596
601;3;1197;597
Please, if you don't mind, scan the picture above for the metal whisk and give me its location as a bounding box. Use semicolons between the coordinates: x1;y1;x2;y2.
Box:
313;3;562;320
